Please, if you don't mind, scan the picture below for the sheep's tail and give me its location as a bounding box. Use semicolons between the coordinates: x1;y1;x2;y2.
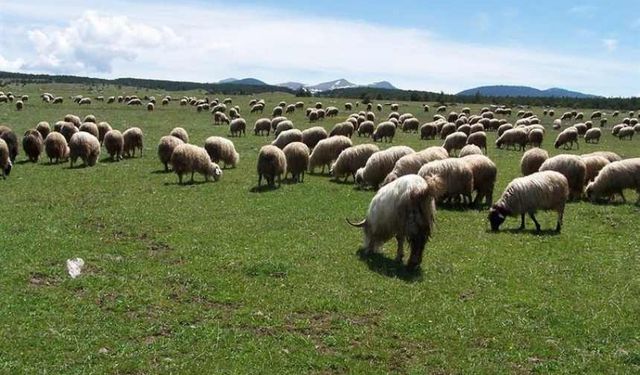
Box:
346;218;366;227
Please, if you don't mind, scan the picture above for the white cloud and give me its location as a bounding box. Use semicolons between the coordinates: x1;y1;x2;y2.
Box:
0;54;23;71
602;38;618;52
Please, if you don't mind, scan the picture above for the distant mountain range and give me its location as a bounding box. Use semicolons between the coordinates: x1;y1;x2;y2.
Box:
457;85;599;99
220;77;398;92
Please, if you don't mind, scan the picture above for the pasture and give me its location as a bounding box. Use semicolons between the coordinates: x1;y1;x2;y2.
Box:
1;83;639;374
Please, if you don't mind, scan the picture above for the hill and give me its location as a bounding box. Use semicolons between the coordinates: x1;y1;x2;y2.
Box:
457;85;598;98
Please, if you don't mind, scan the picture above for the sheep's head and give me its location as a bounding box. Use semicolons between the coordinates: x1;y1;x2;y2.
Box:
209;163;223;181
4;160;12;176
488;204;510;231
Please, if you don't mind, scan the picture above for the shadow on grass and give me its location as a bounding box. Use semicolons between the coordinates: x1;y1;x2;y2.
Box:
151;169;170;174
486;228;562;236
250;184;281;193
163;180;209;186
100;157;121;163
15;160;34;165
356;249;423;282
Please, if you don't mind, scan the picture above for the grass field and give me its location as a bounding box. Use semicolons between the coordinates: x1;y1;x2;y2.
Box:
1;83;639;374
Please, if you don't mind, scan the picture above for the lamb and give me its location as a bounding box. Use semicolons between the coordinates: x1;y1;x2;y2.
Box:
358;121;375;137
329;122;355;138
584;128;601;144
347;174;441;270
229;118;247;137
585;158;640;204
0;139;11;179
496;128;527;151
274;120;295;137
420;123;437;140
308;135;353;174
372;121;396;142
442;131;468;156
103;130;124;161
330;143;380;182
204;136;239;168
272;129;303;150
171;144;222;184
539;154;587;200
520;148;548;176
44;132;70;164
459;144;483;157
581;155;610;182
283;142;310;182
253;118;271;136
381;146;448;186
79;122;99;139
22;129;43;162
581;151;622;163
527;129;544;147
356;146;414;189
462;154;497;206
123;127;144;158
257;145;286;187
157;135;184;172
466;131;487;153
418;158;474;205
618;126;634;140
301;126;328;149
554;127;579;149
488;171;569;232
170;127;189;143
69;132;100;167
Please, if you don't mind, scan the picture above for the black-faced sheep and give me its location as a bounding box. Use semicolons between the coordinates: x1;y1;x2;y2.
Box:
347;174;441;270
283;142;310;182
204;136;239;168
257;145;286;187
69;132;100;167
489;171;569;232
171;144;222;184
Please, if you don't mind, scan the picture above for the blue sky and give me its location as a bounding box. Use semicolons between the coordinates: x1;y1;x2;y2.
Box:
0;0;638;96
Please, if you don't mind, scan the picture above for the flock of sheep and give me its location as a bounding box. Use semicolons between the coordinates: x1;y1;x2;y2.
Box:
2;91;639;270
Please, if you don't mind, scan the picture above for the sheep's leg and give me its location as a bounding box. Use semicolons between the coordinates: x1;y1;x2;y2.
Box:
519;213;526;230
258;174;262;186
529;212;541;232
190;172;195;183
556;209;564;232
178;174;183;184
395;236;404;262
619;191;626;203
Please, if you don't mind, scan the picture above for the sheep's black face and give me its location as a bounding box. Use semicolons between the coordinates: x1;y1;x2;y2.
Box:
488;207;506;231
407;233;427;271
4;162;12;176
554;141;560;149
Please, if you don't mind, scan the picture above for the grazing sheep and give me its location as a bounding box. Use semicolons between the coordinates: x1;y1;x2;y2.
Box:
15;100;24;111
96;122;112;144
466;131;487;153
274;120;295;137
401;118;420;133
330;122;355;138
123;127;144;158
585;158;640;204
204;136;239;168
554;127;579;150
69;132;100;167
581;151;622;163
229;118;247;137
611;124;626;136
253;118;272;136
457;124;471;136
497;123;514;137
443;131;468;156
520;148;549;176
462;154;497;206
345;103;353;111
60;122;79;143
581;155;610;183
78;98;91;105
83;114;96;123
79;122;99;139
36;121;51;140
618;126;634;140
52;97;64;104
459;144;483;157
272;129;303;150
326;107;339;117
420;123;437;140
372;121;396;142
171;144;222;184
358;121;375;137
388;112;400;120
308;110;319;122
283;142;310;182
539;154;587;200
0;126;18;162
330;144;380;182
418;158;474;205
584;128;601;143
527;128;544;147
496;128;527;151
146;102;154;111
64;114;81;127
44;132;70;164
308;135;353;174
356;146;414;189
103;130;124;161
272;106;283;117
489;171;569;232
0;139;11;178
270;116;288;131
382;146;448;186
390;103;399;111
157;135;184;172
440;123;457;139
257;145;286;187
301;126;328;149
22;130;43;162
347;174;441;270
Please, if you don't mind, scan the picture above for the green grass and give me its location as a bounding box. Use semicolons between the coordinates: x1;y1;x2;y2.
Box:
0;83;639;374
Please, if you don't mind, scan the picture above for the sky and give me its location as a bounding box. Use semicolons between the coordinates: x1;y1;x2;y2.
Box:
0;0;639;97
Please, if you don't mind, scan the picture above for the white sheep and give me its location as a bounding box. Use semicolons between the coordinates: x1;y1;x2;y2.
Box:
520;148;549;176
157;135;184;172
372;121;396;142
69;132;100;167
585;158;640;204
257;145;287;187
123;127;144;158
170;127;189;143
382;146;448;186
554;127;579;150
44;132;70;164
496;128;527;151
171;144;222;184
272;129;303;150
539;154;587;200
103;130;124;161
443;132;468;156
283;142;310;182
330;144;380;182
581;155;610;183
462;154;497;207
308;136;353;174
584;128;601;143
356;146;414;189
204;136;239;168
418;158;474;205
